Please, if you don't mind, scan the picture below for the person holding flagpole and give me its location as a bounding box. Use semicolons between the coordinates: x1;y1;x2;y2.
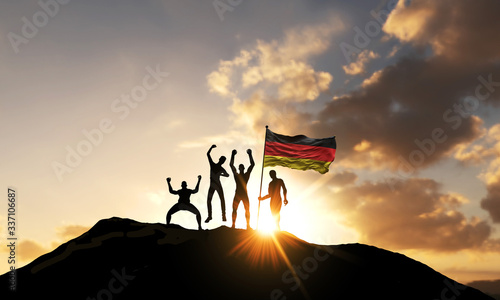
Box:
256;126;336;230
258;170;288;231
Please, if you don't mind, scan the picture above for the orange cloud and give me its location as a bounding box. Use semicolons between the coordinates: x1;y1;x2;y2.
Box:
206;50;253;97
329;170;358;187
206;17;343;140
230;92;312;137
207;18;341;103
332;178;493;251
454;123;500;222
383;0;436;45
0;224;91;271
311;53;495;171
56;224;89;241
342;50;379;75
353;140;371;152
17;240;49;262
206;0;500;177
384;0;500;62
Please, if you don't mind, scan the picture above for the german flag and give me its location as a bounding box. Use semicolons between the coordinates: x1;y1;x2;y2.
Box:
263;128;336;174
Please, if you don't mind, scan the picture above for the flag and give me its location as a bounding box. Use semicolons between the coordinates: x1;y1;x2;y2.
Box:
263;128;336;174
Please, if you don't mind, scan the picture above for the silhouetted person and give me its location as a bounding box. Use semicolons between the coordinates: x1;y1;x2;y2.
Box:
166;175;203;230
230;149;255;229
205;144;229;223
258;170;288;230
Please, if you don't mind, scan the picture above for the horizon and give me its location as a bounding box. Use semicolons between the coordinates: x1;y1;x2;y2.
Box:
1;0;500;288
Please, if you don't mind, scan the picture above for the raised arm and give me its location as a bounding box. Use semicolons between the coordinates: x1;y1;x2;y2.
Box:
166;177;178;195
192;175;202;194
207;144;216;164
230;150;237;174
247;149;255;173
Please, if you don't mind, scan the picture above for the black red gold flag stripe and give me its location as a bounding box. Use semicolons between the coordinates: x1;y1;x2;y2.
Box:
263;129;336;174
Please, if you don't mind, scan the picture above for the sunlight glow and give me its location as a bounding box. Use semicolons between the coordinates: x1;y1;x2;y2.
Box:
229;231;282;269
257;216;278;235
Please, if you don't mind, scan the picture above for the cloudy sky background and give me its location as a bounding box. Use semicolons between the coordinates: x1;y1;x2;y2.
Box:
1;0;500;286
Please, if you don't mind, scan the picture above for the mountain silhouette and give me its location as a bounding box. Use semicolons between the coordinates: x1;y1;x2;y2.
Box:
468;280;500;300
1;217;494;300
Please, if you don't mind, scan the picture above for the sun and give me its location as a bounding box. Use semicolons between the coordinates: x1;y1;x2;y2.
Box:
256;215;278;235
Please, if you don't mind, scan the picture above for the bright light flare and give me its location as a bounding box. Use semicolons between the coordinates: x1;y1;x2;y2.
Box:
228;229;311;299
256;216;278;235
228;230;282;269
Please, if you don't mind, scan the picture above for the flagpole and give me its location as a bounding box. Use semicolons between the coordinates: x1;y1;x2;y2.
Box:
256;125;268;230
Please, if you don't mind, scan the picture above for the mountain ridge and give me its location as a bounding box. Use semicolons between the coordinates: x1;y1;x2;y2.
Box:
1;217;494;299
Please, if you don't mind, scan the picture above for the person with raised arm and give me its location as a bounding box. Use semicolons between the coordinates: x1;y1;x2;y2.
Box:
205;144;229;223
229;149;255;229
166;175;203;230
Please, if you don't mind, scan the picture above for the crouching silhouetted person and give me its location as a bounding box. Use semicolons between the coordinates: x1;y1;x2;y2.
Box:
166;175;203;230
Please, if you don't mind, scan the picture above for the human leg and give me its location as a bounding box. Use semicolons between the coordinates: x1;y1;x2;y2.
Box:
232;196;241;228
183;203;203;230
166;204;181;225
270;198;282;230
242;196;250;230
215;185;226;221
205;187;215;223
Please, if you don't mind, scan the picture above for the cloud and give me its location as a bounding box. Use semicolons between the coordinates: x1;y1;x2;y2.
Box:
329;170;358;186
206;0;500;176
454;124;500;223
311;56;490;171
207;50;253;97
480;141;500;222
277;19;340;60
481;239;500;253
361;69;383;88
229;92;313;137
17;240;49;262
386;45;401;58
453;143;492;166
1;224;91;264
384;0;500;63
481;188;500;223
332;177;492;251
207;18;341;102
308;0;500;171
342;50;379;75
467;279;500;298
56;224;89;241
206;16;343;138
454;124;500;166
238;22;338;101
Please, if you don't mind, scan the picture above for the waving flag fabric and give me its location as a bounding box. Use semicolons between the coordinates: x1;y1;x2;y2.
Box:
263;128;336;174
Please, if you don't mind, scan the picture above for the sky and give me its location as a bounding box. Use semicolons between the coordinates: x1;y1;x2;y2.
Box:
1;0;500;286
